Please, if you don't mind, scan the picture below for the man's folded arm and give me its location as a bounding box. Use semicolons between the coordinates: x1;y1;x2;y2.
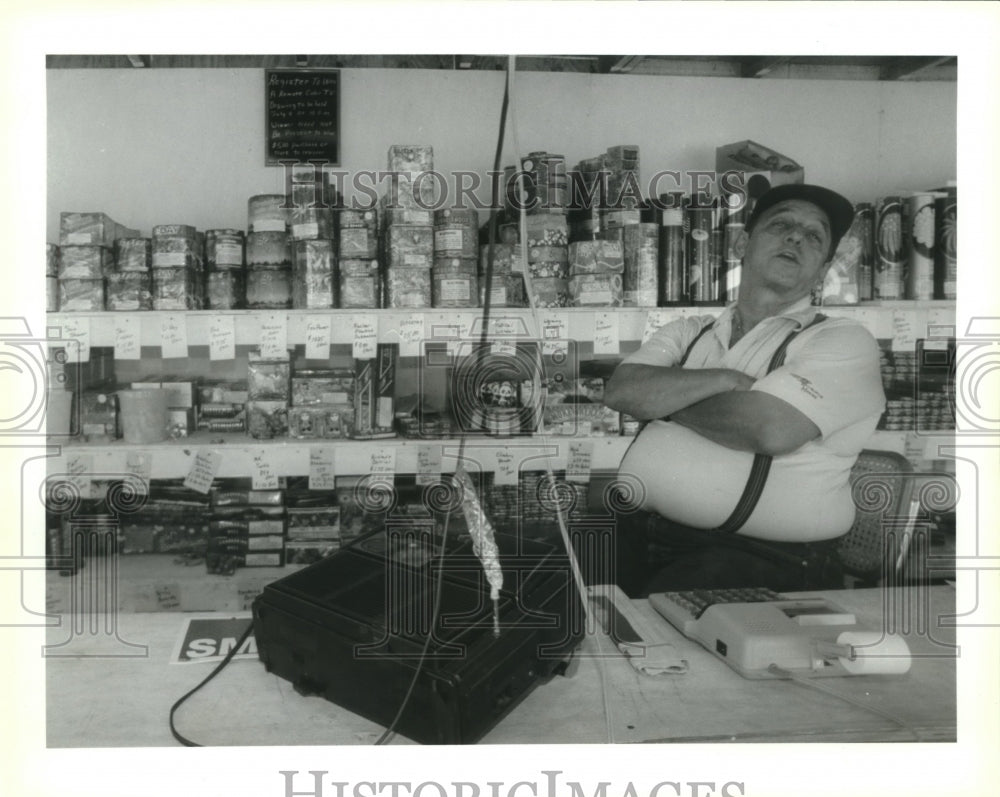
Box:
604;362;755;420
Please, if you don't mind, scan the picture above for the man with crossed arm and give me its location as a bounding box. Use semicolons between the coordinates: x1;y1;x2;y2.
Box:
604;184;886;596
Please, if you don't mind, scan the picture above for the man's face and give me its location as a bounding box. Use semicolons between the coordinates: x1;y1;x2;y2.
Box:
736;199;834;303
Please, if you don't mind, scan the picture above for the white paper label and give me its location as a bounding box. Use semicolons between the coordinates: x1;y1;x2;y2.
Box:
65;452;93;500
209;316;236;361
114;315;141;360
435;229;464;250
259;312;288;359
305;315;331;360
891;310;918;353
594;312;620;355
152;252;188;267
566;440;594;484
293;222;319;239
398;314;425;358
308;448;336;491
924;307;954;350
253;219;286;233
352;314;378;360
251;449;279;490
541;312;569;357
415;444;442;486
183;450;222;494
440;278;470;301
60;316;90;363
643;309;669;343
214;242;242;266
368;446;396;477
160;314;189;358
493;449;518;486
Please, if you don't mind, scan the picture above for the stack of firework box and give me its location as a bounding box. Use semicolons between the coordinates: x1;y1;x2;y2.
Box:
246;195;293;309
288;367;355;440
284;478;342;565
247;353;291;439
197;381;249;434
204;228;246;309
432;207;479;308
339;206;380;307
380;145;435;309
566;238;625;307
151;224;204;310
116;480;212;558
55;211;142;312
289;165;340;309
206;481;286;575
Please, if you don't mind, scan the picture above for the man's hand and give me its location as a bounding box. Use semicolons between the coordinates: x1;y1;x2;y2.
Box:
604;362;755;419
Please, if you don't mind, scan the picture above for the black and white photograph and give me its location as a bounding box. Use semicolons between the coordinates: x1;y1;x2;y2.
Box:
2;2;998;796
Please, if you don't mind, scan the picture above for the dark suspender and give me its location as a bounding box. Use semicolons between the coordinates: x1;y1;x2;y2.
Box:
680;312;828;534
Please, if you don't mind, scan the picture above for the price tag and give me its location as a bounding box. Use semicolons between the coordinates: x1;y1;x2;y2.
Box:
924;307;954;351
490;316;522;338
566;440;594;484
160;314;189;359
259;313;288;359
124;451;151;494
60;316;90;363
308;448;336;491
891;310;918;353
904;433;926;465
415;444;442;486
493;449;518;486
491;340;517;357
594;312;620;355
251;448;280;490
183;450;222;494
541;312;569;357
113;316;141;360
643;310;669;343
437;314;473;356
209;316;236;361
398;314;425;358
305;315;332;360
65;452;93;500
368;446;396;476
352;314;378;360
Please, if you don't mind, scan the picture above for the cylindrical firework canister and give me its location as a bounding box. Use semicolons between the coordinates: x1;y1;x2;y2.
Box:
248;194;288;233
623;223;658;307
658;205;686;305
875;196;905;300
686;196;717;304
206;270;245;310
246;265;293;309
722;221;744;304
206;229;245;270
854;203;876;301
933;189;956;300
905;193;936;300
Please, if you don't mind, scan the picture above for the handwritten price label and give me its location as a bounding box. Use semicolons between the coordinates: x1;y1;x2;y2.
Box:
352;314;378;360
493;449;518;486
305;316;332;360
398;314;425;358
65;452;93;500
308;448;336;491
114;315;141;360
183;450;222;494
891;310;918;353
209;316;236;361
368;446;396;476
60;316;90;363
593;312;620;355
160;314;189;358
251;449;279;490
566;440;594;484
415;444;442;486
541;312;569;357
124;452;151;494
643;310;669;343
259;313;288;359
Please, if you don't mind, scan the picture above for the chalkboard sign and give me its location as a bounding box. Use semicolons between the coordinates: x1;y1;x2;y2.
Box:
265;68;340;166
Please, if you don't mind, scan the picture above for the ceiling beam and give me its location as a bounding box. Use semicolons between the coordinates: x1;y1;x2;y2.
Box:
740;57;792;78
879;56;955;81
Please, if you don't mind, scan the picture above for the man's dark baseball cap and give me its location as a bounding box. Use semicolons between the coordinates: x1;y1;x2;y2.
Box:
745;183;855;253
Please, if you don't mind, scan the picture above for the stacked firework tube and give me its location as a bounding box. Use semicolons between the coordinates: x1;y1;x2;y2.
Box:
566;239;624;307
205;229;245;309
247;353;291;439
151;224;204;310
478;240;526;308
339;209;380;308
379;145;435;309
207;484;286;574
432;207;479;308
56;211;141;311
246;195;293;308
284;481;342;565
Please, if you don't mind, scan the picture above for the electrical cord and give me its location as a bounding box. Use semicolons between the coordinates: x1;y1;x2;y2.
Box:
767;663;923;742
169;619;254;747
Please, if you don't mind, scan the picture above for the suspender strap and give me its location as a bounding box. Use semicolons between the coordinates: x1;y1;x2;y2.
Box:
712;313;827;534
679;321;715;367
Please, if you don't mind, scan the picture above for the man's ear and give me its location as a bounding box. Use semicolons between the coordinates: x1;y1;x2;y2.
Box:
733;228;749;259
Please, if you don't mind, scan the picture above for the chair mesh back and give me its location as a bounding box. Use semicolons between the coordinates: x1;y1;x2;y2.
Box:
837;450;913;579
